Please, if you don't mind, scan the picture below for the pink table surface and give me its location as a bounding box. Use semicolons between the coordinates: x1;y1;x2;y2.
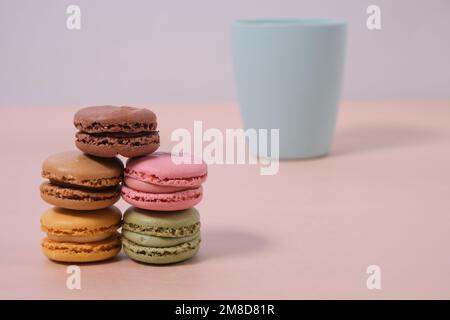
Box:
0;101;449;299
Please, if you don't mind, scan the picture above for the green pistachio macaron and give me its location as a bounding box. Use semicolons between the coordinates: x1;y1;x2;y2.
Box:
121;207;201;264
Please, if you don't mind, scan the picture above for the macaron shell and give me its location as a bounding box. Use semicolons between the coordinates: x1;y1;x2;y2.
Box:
40;206;122;237
41;233;122;263
125;152;207;187
121;185;203;211
122;236;200;264
40;182;120;210
41;151;123;188
74;105;157;134
75;133;160;158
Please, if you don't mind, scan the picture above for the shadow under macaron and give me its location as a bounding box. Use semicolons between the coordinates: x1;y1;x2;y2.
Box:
194;227;270;263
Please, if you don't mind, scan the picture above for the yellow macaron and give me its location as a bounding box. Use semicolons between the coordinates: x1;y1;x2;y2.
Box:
40;206;122;262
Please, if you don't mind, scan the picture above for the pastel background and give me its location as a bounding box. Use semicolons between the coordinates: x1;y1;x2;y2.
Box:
1;0;450;107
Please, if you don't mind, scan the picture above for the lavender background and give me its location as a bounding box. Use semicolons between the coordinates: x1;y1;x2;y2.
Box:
1;0;449;107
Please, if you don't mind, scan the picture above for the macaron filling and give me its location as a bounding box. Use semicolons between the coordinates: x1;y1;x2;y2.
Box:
122;230;200;248
122;220;200;238
75;131;159;146
42;171;121;189
74;122;156;133
124;169;207;188
47;232;115;243
86;131;157;138
124;177;195;193
40;182;120;201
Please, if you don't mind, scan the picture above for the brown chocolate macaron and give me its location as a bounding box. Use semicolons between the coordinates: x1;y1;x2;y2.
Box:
40;151;124;210
74;105;160;158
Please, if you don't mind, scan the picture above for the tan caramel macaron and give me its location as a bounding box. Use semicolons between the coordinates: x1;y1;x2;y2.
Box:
40;206;122;262
40;151;123;210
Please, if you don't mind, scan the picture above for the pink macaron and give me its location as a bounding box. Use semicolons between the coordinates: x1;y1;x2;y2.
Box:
121;152;207;211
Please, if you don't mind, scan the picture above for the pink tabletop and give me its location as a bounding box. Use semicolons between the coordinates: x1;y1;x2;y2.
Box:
0;101;449;299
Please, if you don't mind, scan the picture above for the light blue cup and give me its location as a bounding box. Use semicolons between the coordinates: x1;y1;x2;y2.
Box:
232;19;347;159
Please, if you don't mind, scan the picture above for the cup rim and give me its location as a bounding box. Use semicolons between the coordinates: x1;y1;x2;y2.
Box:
233;18;346;27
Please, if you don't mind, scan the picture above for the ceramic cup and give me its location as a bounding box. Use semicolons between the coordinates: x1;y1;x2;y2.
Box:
232;19;347;159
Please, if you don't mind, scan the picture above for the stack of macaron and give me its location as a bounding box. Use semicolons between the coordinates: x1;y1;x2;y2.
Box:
120;152;207;264
39;105;160;263
40;105;208;265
